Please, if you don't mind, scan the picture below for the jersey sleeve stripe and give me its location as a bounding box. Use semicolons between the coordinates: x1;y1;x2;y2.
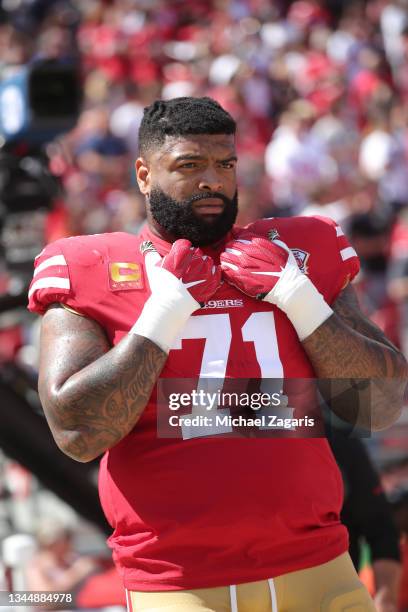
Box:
335;226;344;237
340;246;357;261
28;276;70;298
33;254;68;277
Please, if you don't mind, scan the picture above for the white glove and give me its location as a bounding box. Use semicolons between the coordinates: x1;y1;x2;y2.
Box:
130;239;221;352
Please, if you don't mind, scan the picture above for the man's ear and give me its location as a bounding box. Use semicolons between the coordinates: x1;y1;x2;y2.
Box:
135;157;150;196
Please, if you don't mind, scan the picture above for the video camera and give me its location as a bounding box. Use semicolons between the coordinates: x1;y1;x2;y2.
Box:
0;59;81;307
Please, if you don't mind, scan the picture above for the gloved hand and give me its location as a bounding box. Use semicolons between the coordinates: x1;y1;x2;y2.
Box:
131;239;221;352
220;232;333;341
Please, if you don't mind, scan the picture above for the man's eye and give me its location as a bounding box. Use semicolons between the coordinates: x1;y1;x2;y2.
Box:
180;162;197;169
221;162;235;169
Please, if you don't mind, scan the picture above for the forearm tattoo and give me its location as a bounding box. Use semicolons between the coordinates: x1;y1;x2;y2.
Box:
39;305;167;461
302;285;407;430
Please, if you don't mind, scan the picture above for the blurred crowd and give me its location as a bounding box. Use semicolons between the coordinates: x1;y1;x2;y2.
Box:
0;0;407;358
0;1;408;608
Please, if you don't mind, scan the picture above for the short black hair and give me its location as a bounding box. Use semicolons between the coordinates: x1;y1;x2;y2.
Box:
138;96;236;156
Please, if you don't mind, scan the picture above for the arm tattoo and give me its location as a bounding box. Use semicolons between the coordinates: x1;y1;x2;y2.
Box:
302;285;407;431
39;304;167;462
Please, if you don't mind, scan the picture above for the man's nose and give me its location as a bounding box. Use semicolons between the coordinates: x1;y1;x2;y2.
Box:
198;168;223;192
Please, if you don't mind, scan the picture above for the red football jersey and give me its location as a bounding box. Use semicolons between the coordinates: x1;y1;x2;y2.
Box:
28;216;360;591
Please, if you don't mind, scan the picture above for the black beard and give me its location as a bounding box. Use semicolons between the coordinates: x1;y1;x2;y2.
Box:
149;187;238;247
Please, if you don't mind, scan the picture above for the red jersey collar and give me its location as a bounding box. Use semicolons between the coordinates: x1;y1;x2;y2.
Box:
139;223;239;258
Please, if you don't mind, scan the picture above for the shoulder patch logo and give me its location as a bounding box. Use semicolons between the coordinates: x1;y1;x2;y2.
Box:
290;249;310;274
108;262;144;291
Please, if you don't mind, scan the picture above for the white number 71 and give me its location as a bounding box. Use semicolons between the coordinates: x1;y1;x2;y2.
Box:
171;312;285;439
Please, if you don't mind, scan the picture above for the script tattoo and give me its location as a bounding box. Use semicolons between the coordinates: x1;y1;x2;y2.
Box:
39;305;167;461
302;285;407;431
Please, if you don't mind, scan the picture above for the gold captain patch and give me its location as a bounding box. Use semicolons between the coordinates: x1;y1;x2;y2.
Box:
108;262;144;291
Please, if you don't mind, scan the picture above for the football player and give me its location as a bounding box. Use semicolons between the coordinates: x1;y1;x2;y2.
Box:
29;97;406;611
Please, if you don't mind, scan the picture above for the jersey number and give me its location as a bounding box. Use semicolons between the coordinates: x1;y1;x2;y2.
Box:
171;312;284;439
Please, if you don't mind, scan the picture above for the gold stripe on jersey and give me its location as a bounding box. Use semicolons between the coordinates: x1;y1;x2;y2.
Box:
60;303;86;317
